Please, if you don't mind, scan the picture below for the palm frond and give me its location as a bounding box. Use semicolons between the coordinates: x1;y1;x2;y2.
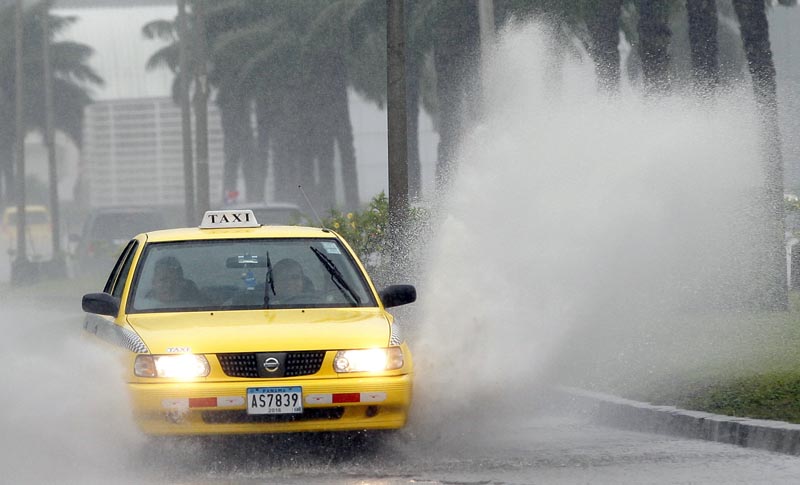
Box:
210;18;289;64
146;43;180;72
142;18;177;41
50;42;104;85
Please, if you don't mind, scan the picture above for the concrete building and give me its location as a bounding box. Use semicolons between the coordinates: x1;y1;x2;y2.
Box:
81;97;224;209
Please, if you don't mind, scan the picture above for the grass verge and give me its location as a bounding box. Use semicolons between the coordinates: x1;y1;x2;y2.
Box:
553;292;800;423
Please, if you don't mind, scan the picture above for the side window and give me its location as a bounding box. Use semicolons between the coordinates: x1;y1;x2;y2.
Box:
103;240;137;295
111;241;139;299
111;240;139;298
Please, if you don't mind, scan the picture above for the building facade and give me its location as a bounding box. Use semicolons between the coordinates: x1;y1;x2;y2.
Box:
82;97;224;210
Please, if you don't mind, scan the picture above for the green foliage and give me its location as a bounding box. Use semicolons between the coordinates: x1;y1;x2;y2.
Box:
301;192;429;272
557;291;800;423
317;192;388;270
666;373;800;423
785;194;800;213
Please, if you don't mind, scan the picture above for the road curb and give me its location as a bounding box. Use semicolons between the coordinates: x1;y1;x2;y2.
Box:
556;386;800;456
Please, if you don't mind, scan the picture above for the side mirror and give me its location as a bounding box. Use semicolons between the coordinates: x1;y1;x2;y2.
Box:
379;284;416;308
82;292;120;317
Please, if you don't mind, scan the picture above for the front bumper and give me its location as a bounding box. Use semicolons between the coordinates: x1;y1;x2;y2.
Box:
129;374;413;435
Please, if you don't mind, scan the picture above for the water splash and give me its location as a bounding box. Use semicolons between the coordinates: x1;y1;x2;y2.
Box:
408;21;767;436
0;307;144;484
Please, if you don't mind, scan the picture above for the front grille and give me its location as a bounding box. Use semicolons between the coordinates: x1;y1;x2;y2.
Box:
217;351;326;378
217;353;259;378
284;351;326;377
201;407;344;424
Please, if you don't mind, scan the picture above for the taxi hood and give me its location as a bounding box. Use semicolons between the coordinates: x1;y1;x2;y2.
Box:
126;309;392;354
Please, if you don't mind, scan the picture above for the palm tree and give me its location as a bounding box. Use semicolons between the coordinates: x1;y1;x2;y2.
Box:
686;0;719;95
637;0;673;95
147;0;369;212
0;2;102;205
732;0;786;310
428;1;480;190
342;0;427;200
582;0;625;93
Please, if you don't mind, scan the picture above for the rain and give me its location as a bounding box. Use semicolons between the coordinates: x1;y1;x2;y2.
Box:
1;1;800;483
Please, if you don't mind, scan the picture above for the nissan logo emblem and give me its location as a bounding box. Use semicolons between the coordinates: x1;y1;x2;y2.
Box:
263;357;280;373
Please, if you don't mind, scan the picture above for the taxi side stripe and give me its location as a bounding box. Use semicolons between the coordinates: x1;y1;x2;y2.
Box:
83;313;149;354
390;324;402;346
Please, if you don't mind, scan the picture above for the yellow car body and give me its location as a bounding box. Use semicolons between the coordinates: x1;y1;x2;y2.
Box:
82;210;415;436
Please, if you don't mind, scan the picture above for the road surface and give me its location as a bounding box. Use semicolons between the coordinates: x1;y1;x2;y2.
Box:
2;296;800;484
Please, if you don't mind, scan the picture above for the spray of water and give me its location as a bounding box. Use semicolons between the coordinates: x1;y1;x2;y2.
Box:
0;20;780;481
0;304;144;484
407;22;768;440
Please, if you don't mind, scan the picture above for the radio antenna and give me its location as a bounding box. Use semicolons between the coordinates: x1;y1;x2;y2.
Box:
298;185;327;230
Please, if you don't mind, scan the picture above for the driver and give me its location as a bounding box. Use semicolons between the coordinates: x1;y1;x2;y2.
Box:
272;258;306;299
147;256;202;304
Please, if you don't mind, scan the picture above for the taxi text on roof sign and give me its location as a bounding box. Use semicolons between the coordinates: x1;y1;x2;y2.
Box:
200;210;261;229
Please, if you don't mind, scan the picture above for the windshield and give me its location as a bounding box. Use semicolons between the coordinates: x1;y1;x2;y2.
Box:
129;238;376;312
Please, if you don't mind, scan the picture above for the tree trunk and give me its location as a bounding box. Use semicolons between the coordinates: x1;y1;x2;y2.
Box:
192;0;209;215
270;102;295;205
293;117;316;209
433;41;458;191
405;0;421;201
254;97;272;202
315;135;336;212
637;0;672;95
0;133;13;205
733;0;787;310
237;101;262;203
306;49;344;213
406;65;421;201
330;53;359;211
686;0;720;95
586;0;624;94
388;0;408;241
432;1;479;191
177;0;194;223
219;98;242;201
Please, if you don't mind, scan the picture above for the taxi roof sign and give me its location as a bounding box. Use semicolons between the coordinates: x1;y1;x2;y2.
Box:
200;210;260;229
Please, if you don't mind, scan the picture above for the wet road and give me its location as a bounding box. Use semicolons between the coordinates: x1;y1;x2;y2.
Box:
3;295;800;484
121;414;800;485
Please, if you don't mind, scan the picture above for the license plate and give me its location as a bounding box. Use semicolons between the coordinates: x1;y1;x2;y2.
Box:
247;386;303;415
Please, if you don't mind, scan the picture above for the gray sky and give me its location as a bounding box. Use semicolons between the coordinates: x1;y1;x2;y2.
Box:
53;4;177;100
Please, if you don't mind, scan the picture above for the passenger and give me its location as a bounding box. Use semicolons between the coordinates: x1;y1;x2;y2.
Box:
272;258;307;300
147;256;201;304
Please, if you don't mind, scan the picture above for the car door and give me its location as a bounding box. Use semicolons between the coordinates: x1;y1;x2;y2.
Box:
84;239;141;348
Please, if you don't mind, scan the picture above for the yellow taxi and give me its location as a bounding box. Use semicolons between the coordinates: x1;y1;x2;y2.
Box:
2;205;53;262
81;209;416;436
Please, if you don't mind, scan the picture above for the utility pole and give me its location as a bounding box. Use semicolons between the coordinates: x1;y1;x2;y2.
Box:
177;0;194;225
11;0;30;286
42;0;65;277
387;0;408;257
193;0;210;219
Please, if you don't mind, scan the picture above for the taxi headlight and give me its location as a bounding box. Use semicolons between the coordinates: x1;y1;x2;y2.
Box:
333;347;404;373
134;354;210;378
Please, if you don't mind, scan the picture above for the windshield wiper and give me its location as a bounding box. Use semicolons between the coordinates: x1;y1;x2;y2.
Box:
264;251;275;307
310;246;361;307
